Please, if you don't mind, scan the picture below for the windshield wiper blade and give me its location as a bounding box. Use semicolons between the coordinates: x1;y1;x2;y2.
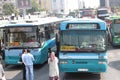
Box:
79;47;97;52
6;46;23;49
6;46;34;49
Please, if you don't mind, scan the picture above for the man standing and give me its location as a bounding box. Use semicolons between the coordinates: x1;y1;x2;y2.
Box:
22;49;34;80
19;49;27;80
0;57;6;80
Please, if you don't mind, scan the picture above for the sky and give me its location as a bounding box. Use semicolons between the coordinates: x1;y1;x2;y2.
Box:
84;0;100;8
68;0;100;12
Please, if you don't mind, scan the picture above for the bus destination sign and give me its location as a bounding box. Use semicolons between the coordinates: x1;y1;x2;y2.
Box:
114;19;120;24
67;24;99;29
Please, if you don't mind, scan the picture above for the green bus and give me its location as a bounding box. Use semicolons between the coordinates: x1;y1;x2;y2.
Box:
108;16;120;46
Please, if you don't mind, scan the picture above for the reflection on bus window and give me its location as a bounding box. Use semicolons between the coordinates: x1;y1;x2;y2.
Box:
60;30;106;51
5;27;39;48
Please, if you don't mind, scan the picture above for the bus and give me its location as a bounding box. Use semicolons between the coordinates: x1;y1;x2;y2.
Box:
108;16;120;46
97;8;110;20
56;18;108;73
81;9;95;18
0;17;65;65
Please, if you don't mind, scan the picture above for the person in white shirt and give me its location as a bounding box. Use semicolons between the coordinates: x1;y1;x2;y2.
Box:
48;52;59;80
0;58;6;80
22;49;34;80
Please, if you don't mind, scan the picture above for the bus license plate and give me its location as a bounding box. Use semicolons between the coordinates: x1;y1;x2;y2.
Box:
78;69;88;71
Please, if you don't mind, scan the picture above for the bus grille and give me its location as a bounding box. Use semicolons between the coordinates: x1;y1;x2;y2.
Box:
75;62;88;64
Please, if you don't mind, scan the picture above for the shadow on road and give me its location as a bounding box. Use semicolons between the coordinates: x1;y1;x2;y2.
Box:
108;60;120;71
4;62;47;80
60;72;101;80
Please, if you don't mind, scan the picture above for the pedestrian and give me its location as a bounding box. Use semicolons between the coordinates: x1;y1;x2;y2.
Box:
48;48;51;57
0;57;6;80
0;39;5;68
28;13;31;19
48;52;59;80
19;49;27;80
22;49;34;80
0;39;5;60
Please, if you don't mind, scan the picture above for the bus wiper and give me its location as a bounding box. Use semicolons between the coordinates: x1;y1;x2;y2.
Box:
6;46;36;49
79;47;97;52
6;46;23;49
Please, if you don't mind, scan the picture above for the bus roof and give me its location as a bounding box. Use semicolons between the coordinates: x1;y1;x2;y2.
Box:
0;17;67;28
110;16;120;20
97;8;108;10
61;18;105;23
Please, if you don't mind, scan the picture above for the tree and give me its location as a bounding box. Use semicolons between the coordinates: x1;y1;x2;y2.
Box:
3;3;18;15
27;0;41;14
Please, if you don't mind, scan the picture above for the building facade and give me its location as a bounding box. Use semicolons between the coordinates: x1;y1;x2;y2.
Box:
100;0;106;7
0;0;2;14
50;0;79;14
39;0;51;12
78;0;85;9
99;0;120;8
50;0;64;14
109;0;120;13
99;0;120;13
0;0;84;15
109;0;120;7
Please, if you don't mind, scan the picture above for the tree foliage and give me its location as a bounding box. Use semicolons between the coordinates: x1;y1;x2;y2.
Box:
27;0;41;14
3;3;18;15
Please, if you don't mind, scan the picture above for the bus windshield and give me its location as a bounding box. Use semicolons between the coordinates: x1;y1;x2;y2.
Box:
98;10;108;14
60;30;106;52
82;10;93;16
81;10;95;18
113;24;120;34
4;27;40;48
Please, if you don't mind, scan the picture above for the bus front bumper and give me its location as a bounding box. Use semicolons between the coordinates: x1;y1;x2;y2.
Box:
59;60;107;73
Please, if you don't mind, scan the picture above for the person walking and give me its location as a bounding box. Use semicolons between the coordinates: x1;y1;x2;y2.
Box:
48;52;59;80
19;49;27;80
22;49;34;80
0;57;6;80
0;39;5;60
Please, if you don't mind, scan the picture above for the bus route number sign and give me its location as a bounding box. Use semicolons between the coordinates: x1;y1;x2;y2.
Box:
61;46;75;51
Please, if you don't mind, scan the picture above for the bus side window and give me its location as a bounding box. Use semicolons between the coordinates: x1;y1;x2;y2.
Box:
45;26;50;40
94;24;100;29
66;24;72;29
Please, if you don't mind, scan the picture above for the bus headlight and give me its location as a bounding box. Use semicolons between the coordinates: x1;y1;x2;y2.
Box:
114;36;118;38
98;61;107;64
60;61;68;64
114;41;119;43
